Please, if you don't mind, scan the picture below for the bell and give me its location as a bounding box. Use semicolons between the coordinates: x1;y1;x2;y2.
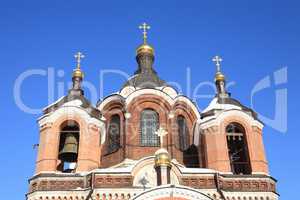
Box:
58;133;78;162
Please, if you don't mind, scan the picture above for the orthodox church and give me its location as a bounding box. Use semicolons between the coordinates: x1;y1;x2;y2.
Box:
27;23;278;200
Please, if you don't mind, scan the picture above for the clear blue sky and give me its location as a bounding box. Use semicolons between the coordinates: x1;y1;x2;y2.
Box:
0;0;298;199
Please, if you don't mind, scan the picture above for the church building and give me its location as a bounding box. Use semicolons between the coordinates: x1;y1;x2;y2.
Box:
26;23;278;200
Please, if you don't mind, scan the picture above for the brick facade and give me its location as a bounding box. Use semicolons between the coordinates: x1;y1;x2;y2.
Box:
31;70;275;200
28;173;276;193
99;94;199;168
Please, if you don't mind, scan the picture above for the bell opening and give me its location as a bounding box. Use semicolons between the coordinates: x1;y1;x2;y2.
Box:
58;121;80;172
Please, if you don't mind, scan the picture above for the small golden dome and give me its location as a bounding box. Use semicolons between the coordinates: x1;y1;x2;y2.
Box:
136;44;154;56
154;148;171;168
215;72;225;81
73;68;84;79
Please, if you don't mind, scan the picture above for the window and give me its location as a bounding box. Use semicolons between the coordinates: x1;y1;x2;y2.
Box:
183;144;200;168
226;123;251;175
177;115;189;151
107;114;121;153
140;109;160;146
58;121;79;173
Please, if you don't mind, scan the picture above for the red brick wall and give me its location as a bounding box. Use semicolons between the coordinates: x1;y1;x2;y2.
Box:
101;103;125;168
100;94;199;167
36;110;103;174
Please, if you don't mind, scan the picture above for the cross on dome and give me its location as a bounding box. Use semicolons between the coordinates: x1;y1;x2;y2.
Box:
72;52;85;79
212;55;223;73
139;22;151;44
74;52;85;69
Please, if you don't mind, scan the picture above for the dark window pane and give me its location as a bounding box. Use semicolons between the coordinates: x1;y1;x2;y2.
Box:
177;115;189;151
140;109;160;146
108;114;121;153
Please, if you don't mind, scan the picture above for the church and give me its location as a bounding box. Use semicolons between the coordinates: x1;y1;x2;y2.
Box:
26;23;278;200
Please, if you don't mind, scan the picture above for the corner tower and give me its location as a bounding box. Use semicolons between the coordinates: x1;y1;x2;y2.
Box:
200;56;269;174
35;53;105;174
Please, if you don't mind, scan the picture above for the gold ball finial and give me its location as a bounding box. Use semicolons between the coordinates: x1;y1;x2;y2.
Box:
72;52;85;79
136;44;155;56
73;68;84;79
215;72;225;81
154;148;171;168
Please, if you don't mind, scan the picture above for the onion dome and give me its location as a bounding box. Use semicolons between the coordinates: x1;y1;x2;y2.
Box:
123;23;166;88
215;71;225;82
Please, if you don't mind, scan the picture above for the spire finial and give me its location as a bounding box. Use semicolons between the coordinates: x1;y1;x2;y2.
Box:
74;52;85;70
72;52;85;79
212;55;223;73
212;55;228;96
139;22;151;44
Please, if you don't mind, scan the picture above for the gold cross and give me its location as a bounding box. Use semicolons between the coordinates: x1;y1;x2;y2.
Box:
155;127;168;148
139;22;151;44
74;52;85;69
212;55;223;72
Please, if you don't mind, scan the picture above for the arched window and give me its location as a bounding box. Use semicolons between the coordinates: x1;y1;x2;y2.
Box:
140;109;160;146
177;115;189;151
58;121;80;173
226;123;251;175
107;114;121;153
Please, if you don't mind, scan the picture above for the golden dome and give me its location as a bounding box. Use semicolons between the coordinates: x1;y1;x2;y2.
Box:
73;68;84;79
136;44;154;56
215;72;225;82
154;148;171;168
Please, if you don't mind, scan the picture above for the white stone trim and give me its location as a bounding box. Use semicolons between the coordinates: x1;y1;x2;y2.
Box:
200;109;263;130
202;97;241;113
41;96;65;111
132;184;213;200
162;86;178;98
168;111;175;119
125;88;174;104
125;89;200;119
119;85;136;97
98;94;124;111
98;88;201;120
221;191;279;200
193;122;201;146
125;112;132;119
38;105;106;144
27;190;92;200
27;188;278;200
